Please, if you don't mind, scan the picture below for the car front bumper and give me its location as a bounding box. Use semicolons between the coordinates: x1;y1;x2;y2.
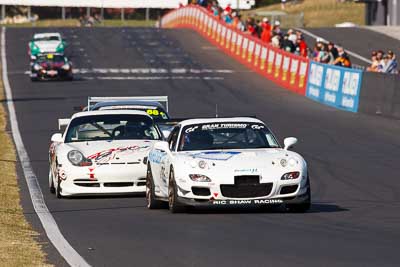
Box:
58;164;147;196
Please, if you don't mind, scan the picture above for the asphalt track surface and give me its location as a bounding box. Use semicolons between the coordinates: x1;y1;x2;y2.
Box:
5;27;400;267
301;27;400;66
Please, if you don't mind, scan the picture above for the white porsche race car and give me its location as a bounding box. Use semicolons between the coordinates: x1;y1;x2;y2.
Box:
146;117;311;213
49;110;162;198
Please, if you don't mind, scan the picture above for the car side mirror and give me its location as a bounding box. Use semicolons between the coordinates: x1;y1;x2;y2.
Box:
154;141;171;155
284;137;297;150
51;133;63;143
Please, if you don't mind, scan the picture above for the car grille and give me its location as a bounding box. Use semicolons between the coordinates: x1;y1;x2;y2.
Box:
221;180;273;198
192;187;211;196
280;185;298;195
234;175;260;185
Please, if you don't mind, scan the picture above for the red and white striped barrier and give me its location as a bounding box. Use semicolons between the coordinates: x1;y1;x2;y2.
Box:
161;5;309;95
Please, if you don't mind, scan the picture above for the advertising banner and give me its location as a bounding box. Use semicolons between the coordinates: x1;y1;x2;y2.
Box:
306;62;362;112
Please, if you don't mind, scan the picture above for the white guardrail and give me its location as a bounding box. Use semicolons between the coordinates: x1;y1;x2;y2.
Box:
0;0;255;9
0;0;188;8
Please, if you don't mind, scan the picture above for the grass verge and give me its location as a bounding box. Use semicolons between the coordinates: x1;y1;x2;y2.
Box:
244;0;365;27
3;19;157;28
0;61;50;265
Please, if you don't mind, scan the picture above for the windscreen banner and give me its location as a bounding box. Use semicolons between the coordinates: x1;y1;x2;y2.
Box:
306;62;362;112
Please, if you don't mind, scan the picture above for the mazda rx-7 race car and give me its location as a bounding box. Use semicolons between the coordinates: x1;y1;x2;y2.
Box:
29;32;66;58
49;110;162;198
146;117;311;213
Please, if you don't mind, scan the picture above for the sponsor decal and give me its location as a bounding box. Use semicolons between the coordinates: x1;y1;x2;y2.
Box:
212;199;283;205
234;168;259;174
251;124;264;130
148;149;166;164
87;145;150;163
201;123;247;130
190;151;241;161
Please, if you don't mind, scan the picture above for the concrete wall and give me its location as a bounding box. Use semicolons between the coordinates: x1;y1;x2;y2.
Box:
365;0;400;26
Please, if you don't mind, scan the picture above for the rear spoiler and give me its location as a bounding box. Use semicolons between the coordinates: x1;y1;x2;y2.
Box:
58;118;70;130
86;96;169;112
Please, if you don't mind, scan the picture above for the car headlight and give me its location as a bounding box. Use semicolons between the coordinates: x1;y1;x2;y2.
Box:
62;63;70;70
31;43;40;54
189;174;212;182
281;171;300;180
67;150;92;166
33;64;42;71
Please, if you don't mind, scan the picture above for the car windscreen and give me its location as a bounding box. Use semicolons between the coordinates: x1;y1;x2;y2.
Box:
65;114;161;143
34;36;60;42
97;105;169;121
178;122;280;151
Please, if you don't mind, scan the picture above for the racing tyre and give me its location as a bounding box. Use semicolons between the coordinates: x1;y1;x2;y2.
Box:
286;177;311;213
55;176;63;199
168;168;186;213
146;164;166;209
49;169;55;194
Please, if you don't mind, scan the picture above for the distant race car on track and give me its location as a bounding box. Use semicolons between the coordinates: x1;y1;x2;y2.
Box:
83;96;178;138
49;110;162;198
29;32;66;58
146;117;311;213
30;53;73;81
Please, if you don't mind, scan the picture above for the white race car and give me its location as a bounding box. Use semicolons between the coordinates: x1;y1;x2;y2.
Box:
29;32;66;58
49;110;162;198
146;117;311;213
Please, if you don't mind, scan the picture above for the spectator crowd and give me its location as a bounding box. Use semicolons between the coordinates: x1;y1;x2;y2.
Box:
367;50;398;74
191;0;354;69
189;0;399;74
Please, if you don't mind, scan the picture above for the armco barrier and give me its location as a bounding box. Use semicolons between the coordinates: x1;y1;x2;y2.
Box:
306;62;363;113
358;72;400;118
161;5;309;95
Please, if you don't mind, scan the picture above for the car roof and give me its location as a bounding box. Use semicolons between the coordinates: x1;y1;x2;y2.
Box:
33;33;61;39
71;110;152;119
179;117;264;127
92;100;166;110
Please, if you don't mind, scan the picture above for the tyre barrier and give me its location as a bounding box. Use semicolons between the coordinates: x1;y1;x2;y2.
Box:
161;5;399;118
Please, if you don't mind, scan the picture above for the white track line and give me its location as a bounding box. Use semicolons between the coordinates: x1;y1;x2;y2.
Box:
97;76;224;80
1;27;90;267
297;28;372;65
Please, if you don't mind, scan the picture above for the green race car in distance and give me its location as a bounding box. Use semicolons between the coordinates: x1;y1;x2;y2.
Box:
29;32;66;59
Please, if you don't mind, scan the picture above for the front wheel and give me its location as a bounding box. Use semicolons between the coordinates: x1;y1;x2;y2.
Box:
49;168;55;194
55;176;63;199
168;168;186;213
146;164;167;209
286;177;311;213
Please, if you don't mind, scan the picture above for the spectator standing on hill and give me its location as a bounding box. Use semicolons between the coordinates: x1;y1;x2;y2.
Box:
261;17;271;43
281;34;295;53
271;33;281;48
287;29;297;45
367;51;379;72
382;51;398;74
334;46;352;68
246;17;258;37
297;35;308;57
327;42;339;60
197;0;208;7
272;21;282;36
223;10;233;24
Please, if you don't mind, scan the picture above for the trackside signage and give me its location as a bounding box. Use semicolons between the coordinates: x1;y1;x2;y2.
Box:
306;62;362;112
